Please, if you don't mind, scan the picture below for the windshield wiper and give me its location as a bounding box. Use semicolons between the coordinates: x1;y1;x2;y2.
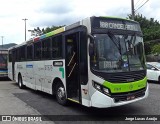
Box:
108;31;121;54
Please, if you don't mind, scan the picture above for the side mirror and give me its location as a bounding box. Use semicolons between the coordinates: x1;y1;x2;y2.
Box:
88;34;95;56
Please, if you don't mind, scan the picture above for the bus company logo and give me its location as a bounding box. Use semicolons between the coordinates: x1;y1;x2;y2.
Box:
126;78;134;82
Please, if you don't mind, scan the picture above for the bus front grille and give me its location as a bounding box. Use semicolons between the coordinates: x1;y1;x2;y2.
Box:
107;70;146;83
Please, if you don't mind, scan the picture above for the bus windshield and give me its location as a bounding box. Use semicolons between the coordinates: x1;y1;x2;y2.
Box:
0;54;7;69
90;33;145;73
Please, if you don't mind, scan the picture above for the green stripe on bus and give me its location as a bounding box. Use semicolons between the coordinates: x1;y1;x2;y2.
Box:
46;32;54;37
103;77;147;93
46;27;65;38
100;16;136;22
59;67;64;78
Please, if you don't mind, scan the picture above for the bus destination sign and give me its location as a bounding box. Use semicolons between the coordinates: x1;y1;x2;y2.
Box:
100;21;139;31
91;17;141;32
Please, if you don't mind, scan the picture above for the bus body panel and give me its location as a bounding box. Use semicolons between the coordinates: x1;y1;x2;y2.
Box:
13;60;66;95
34;61;45;91
8;63;13;80
79;18;92;106
26;61;35;89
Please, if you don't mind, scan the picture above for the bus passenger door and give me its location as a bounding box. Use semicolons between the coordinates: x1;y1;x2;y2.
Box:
65;27;88;103
65;32;80;102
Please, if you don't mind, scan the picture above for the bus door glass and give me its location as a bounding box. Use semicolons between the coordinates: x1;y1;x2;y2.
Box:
65;28;88;103
65;32;80;101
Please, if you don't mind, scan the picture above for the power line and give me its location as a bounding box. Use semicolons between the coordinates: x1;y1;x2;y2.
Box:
135;0;149;12
135;0;142;6
135;0;145;8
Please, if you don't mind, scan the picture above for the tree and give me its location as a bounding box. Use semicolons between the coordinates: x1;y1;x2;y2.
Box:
151;44;160;55
128;14;160;55
28;27;43;37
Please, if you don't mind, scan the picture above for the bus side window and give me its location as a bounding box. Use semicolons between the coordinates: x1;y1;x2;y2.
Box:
15;48;20;62
34;41;42;60
52;35;62;59
42;38;51;59
27;45;33;60
9;50;12;62
19;45;26;61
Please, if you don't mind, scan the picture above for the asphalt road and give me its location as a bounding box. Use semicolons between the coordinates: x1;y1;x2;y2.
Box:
0;79;160;124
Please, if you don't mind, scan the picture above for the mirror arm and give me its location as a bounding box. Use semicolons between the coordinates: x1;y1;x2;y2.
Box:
88;34;94;42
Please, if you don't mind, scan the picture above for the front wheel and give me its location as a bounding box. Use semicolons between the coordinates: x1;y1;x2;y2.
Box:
56;83;67;105
18;75;25;89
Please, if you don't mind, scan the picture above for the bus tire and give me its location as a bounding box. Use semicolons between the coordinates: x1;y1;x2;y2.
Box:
18;74;25;89
56;83;67;105
158;76;160;83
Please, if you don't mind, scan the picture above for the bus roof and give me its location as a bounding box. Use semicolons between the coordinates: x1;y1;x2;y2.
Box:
9;16;139;50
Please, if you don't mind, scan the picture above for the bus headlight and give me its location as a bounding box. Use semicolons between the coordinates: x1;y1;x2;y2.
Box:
94;83;101;90
103;87;110;95
92;81;111;96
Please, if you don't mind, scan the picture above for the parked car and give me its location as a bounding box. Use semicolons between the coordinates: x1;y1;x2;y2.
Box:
146;62;160;82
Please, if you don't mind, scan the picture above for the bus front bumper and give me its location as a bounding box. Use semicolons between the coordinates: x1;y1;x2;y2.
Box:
91;84;149;108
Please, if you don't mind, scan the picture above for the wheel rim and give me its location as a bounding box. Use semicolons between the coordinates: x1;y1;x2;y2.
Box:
57;87;65;101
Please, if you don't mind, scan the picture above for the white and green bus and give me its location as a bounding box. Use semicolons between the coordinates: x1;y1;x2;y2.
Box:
8;16;148;108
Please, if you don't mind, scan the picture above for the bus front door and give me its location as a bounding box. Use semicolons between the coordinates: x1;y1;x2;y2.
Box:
65;32;80;102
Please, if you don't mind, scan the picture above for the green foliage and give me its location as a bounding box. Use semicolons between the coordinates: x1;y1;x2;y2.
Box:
128;14;160;55
151;44;160;54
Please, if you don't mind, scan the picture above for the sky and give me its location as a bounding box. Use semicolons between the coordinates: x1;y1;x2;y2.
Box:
0;0;160;45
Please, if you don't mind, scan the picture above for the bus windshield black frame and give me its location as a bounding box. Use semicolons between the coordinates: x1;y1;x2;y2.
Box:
90;17;146;76
90;32;145;73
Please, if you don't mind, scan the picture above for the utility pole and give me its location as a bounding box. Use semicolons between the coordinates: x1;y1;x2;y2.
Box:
1;36;4;49
22;18;28;41
131;0;135;20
